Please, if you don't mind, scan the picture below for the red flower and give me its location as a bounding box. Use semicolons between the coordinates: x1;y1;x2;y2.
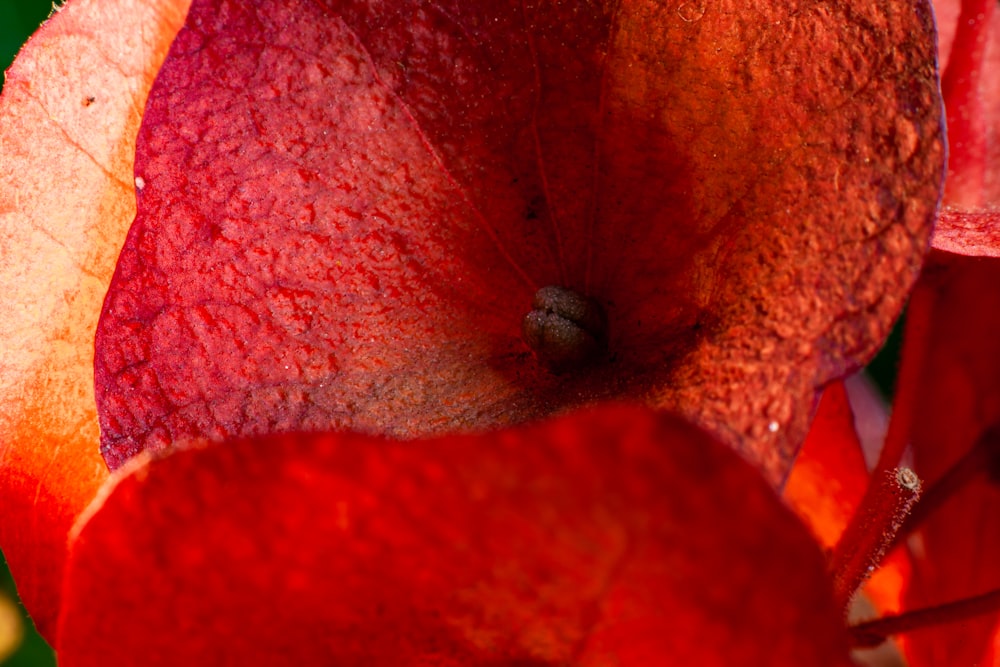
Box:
4;0;984;663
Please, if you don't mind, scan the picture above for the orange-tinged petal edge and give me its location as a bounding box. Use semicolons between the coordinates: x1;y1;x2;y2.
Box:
0;0;190;639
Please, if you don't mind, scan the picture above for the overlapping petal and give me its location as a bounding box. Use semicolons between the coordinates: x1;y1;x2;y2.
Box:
56;405;852;666
784;381;868;550
0;0;952;659
94;0;945;485
0;0;190;637
892;2;1000;662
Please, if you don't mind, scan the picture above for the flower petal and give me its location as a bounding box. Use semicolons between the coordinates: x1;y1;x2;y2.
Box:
784;381;868;550
930;0;1000;255
0;0;190;637
57;405;851;665
933;208;1000;257
902;252;1000;665
94;0;944;484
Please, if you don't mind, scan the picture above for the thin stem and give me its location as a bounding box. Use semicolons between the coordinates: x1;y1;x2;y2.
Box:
890;422;1000;552
831;468;921;609
849;587;1000;649
831;278;937;606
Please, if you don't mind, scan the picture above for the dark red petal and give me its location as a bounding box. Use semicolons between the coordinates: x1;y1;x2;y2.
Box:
930;0;1000;255
95;0;944;483
56;405;850;666
902;252;1000;665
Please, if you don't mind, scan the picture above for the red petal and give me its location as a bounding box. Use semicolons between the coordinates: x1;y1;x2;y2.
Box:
94;0;944;484
930;0;1000;255
56;405;850;665
933;208;1000;257
938;0;999;208
902;252;1000;665
784;381;868;550
0;0;189;637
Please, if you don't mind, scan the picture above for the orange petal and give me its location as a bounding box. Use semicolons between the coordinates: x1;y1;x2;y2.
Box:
0;0;190;638
784;381;868;550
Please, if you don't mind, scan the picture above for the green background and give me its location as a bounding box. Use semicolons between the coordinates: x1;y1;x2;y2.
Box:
1;0;51;88
3;2;62;665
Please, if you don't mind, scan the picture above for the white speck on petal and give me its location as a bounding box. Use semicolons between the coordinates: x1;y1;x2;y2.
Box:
768;420;780;433
134;176;146;190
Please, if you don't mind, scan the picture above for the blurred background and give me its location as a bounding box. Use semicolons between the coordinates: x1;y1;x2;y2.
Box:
1;0;50;89
2;3;61;665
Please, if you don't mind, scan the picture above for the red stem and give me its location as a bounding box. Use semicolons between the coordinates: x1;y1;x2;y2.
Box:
830;274;939;608
848;587;1000;648
830;468;920;609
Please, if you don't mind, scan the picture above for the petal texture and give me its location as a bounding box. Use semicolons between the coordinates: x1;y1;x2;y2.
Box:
930;0;1000;255
57;405;851;666
94;0;945;484
0;0;190;637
